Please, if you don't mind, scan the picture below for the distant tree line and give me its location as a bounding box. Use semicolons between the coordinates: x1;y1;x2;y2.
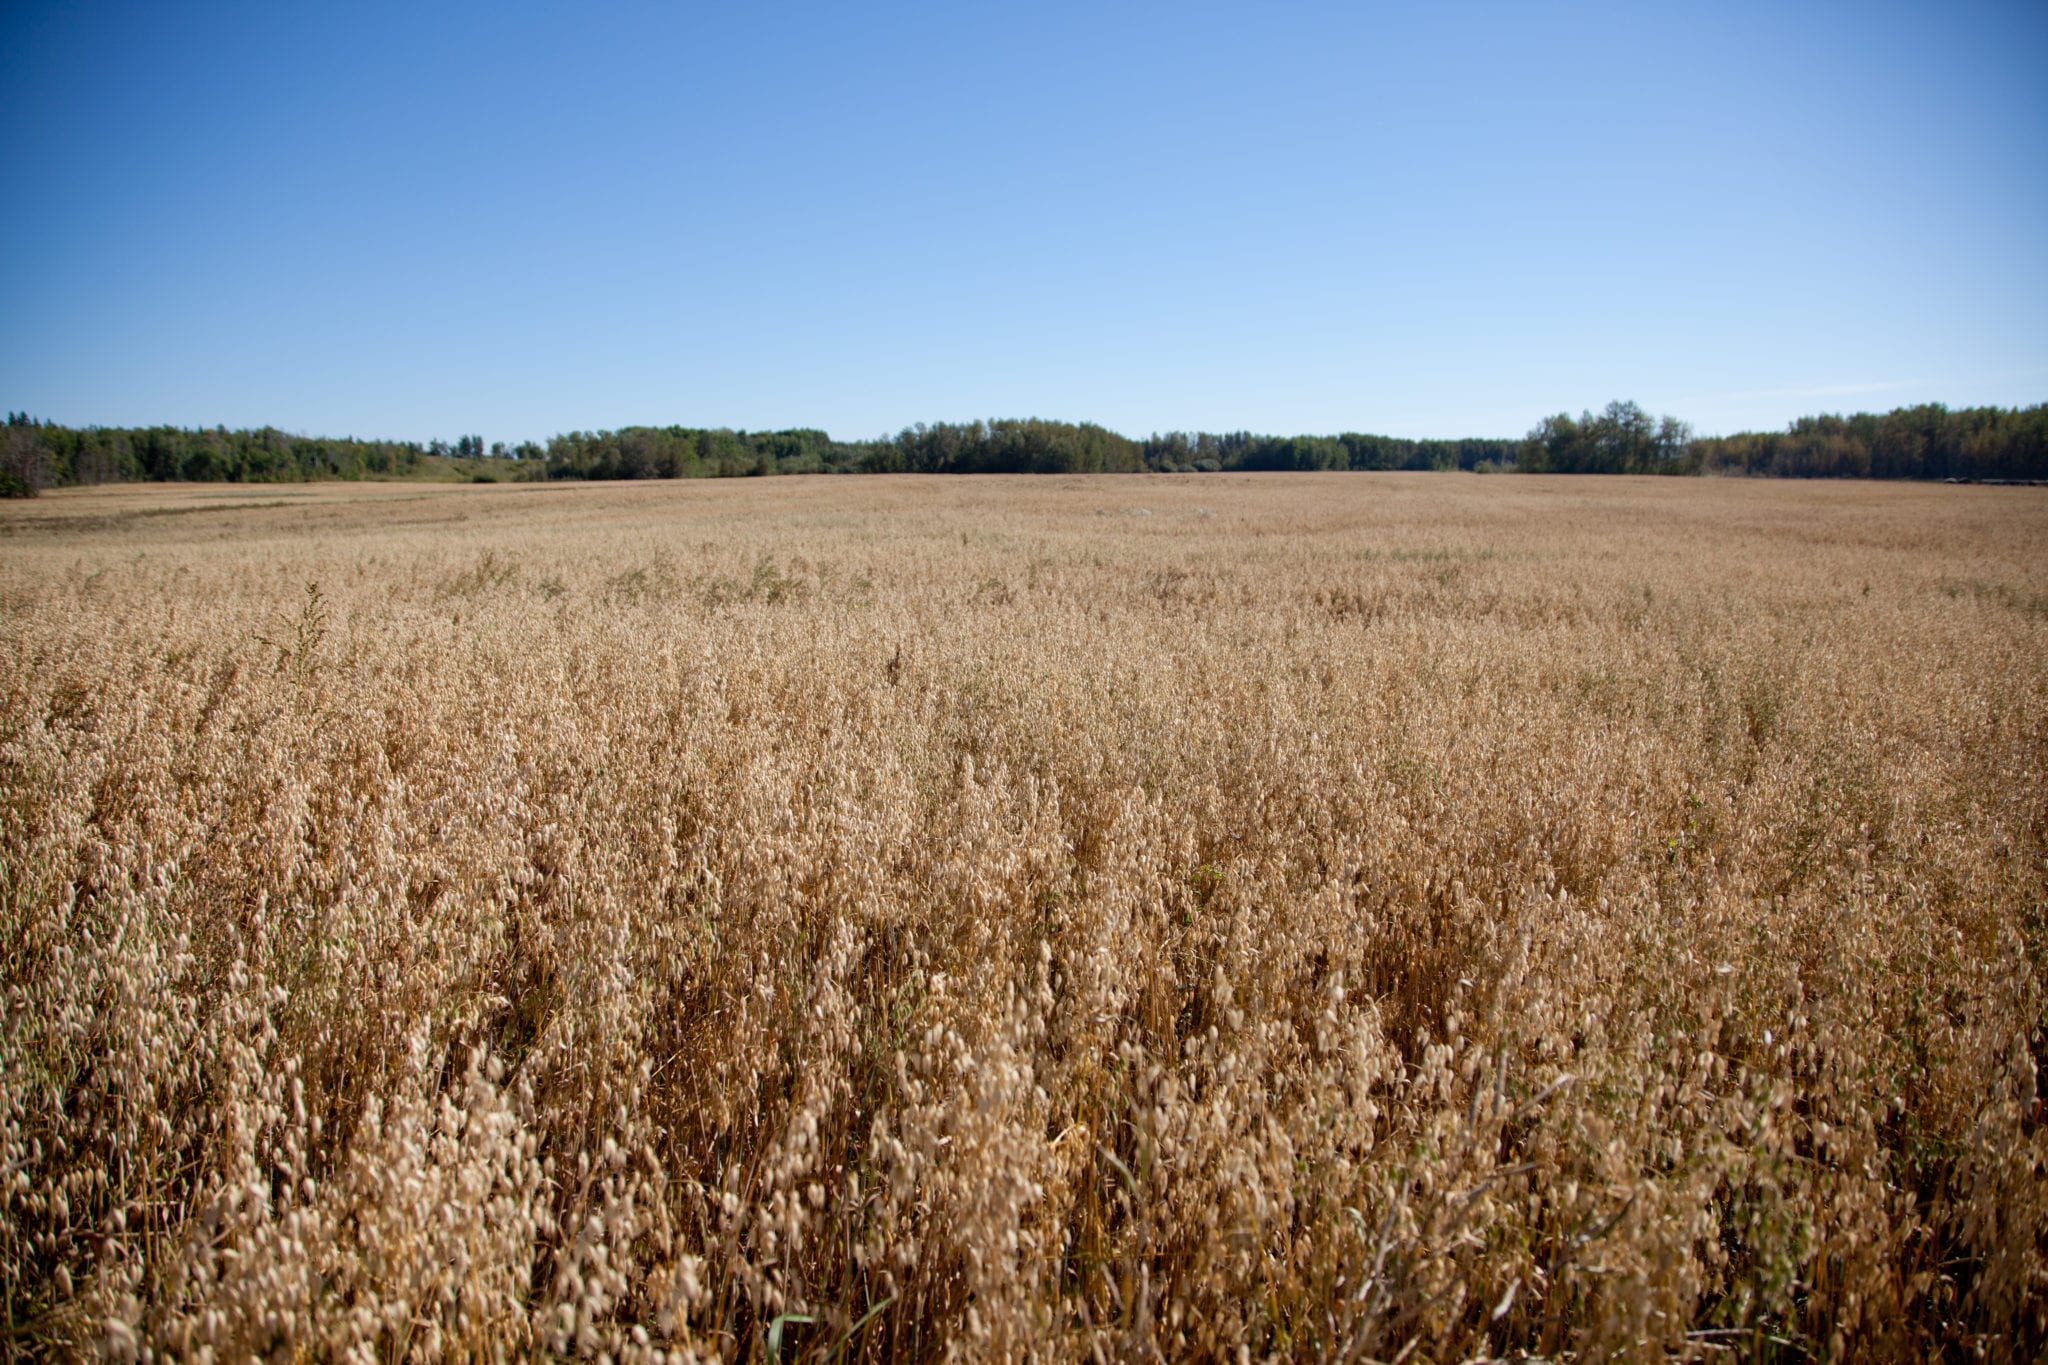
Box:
1144;429;1523;474
1520;401;1696;474
541;426;863;479
3;401;2042;496
4;414;434;490
1518;400;2048;479
491;420;1522;479
1686;403;2048;480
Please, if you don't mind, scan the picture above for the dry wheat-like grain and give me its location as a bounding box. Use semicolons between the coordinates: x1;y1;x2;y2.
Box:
1;473;2043;1361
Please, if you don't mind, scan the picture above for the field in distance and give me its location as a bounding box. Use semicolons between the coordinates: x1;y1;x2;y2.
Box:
3;473;2043;1360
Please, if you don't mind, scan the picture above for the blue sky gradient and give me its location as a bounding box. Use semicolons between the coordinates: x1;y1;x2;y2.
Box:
4;0;2044;443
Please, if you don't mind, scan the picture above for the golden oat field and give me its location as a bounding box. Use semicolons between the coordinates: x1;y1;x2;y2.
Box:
2;473;2044;1362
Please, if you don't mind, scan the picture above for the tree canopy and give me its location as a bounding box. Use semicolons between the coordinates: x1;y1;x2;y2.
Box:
3;401;2042;496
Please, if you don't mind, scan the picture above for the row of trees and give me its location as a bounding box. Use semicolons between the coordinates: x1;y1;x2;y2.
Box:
5;402;2043;495
539;420;1528;479
879;419;1143;474
1687;403;2048;481
1516;400;2048;480
540;420;1527;479
6;416;438;487
540;426;867;480
1127;430;1519;474
1521;401;1696;474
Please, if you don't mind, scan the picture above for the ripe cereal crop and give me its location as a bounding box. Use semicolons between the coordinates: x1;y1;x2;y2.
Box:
1;473;2043;1360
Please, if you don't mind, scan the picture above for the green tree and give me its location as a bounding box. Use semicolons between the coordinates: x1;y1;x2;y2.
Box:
1;413;48;497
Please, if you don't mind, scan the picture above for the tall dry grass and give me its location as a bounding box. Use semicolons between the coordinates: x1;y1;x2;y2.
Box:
1;473;2043;1361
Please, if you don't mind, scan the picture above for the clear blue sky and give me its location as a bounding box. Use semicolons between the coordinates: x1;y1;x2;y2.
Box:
4;0;2045;444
